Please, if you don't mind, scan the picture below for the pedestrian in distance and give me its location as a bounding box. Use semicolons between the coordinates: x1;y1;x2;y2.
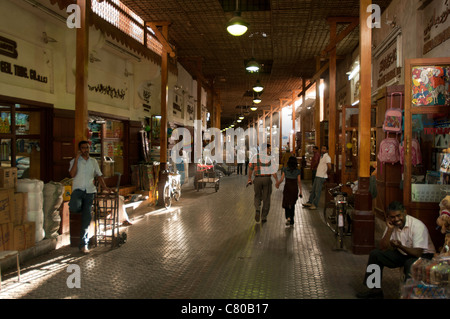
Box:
276;156;303;227
310;146;320;181
247;144;279;223
303;145;331;210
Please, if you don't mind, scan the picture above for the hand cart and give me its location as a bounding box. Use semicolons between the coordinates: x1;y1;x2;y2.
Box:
195;163;220;192
93;173;127;248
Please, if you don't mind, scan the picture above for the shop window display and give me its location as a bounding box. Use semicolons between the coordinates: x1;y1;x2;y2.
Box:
405;59;450;203
404;58;449;250
0;104;41;179
88;117;124;178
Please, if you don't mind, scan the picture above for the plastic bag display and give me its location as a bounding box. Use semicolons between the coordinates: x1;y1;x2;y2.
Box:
403;256;450;299
43;182;64;239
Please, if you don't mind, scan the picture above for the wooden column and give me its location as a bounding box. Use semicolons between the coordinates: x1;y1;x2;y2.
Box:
160;24;169;164
315;57;321;146
300;83;305;157
156;23;170;207
270;106;273;146
196;63;202;122
352;0;375;255
328;21;337;167
74;0;90;152
279;100;283;154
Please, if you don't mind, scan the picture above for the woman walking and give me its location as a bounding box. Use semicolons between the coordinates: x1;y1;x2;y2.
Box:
276;156;303;226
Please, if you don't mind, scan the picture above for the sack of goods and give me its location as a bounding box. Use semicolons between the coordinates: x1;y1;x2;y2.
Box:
17;179;45;243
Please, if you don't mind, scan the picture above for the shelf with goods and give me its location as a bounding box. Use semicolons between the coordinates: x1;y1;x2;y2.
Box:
403;57;450;250
150;115;161;162
0;105;42;180
339;105;377;185
300;131;315;180
88;118;125;179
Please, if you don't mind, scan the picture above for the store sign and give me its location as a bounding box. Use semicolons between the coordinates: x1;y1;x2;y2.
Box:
377;47;401;87
373;27;402;90
0;33;52;93
87;65;129;109
137;81;152;103
0;35;18;59
423;0;450;54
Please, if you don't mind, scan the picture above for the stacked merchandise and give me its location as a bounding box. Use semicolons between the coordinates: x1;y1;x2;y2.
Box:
403;256;450;299
150;146;160;162
401;195;450;299
0;168;36;252
17;179;45;244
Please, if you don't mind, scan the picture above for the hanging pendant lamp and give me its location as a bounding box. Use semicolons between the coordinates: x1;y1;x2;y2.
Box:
252;93;261;104
246;58;260;73
253;80;264;93
226;0;249;36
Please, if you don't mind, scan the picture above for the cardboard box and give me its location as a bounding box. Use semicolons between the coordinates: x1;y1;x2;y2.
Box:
13;192;28;225
13;222;35;251
0;167;18;189
0;189;14;224
0;222;13;251
63;185;72;201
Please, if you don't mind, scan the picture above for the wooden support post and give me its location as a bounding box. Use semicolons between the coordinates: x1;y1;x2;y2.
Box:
270;106;273;147
157;24;170;207
74;0;89;152
352;0;375;255
315;57;321;146
328;21;337;170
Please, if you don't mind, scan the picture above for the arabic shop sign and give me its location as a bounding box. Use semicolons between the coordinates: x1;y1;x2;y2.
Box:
423;0;450;54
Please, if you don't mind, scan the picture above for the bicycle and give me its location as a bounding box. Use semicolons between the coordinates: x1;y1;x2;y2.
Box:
163;164;181;209
322;182;354;249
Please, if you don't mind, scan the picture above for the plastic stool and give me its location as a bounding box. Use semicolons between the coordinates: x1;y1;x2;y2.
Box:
0;251;21;290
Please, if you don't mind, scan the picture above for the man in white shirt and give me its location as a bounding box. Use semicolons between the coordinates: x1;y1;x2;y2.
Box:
357;201;436;299
69;141;111;254
303;145;331;210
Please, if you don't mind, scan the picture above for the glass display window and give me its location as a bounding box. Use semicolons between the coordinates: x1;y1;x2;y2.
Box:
405;58;450;203
0;102;42;180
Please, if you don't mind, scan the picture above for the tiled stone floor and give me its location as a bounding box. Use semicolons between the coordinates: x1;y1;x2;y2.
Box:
0;173;400;301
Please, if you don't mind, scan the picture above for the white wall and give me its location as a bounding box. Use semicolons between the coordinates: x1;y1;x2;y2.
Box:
0;0;203;127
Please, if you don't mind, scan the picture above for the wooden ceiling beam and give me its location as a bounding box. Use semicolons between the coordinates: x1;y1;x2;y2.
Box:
145;21;176;58
321;17;359;57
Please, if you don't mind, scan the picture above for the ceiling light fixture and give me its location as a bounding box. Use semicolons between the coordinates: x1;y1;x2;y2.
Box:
253;93;261;104
253;80;264;93
250;105;258;111
246;58;260;73
226;0;249;36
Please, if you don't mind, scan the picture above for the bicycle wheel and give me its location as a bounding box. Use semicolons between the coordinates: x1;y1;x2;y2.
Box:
163;184;172;208
173;181;181;201
323;204;336;233
337;212;345;249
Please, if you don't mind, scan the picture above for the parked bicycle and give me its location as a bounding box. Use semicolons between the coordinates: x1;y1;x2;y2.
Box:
163;164;181;209
323;182;354;249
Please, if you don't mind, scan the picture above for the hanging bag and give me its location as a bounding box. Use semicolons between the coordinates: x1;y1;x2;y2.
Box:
383;92;403;133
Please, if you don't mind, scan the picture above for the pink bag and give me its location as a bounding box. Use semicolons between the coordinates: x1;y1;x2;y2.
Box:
378;136;400;165
400;138;422;167
383;92;403;133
